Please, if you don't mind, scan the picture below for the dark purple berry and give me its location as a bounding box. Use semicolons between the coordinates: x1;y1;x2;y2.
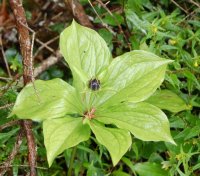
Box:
88;78;100;91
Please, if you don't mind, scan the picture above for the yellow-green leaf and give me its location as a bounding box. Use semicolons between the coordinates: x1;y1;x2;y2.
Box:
89;120;132;166
11;79;82;121
43;117;90;166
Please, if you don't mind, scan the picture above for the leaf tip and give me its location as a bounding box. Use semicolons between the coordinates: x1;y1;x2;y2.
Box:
166;137;176;146
170;139;177;146
112;159;119;167
7;112;14;118
167;59;174;64
47;151;55;168
72;19;79;28
47;159;53;168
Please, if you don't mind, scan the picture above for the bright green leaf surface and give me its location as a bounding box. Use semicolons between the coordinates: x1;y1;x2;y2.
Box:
125;9;149;34
95;50;172;108
96;102;175;144
43;117;90;166
89;120;132;166
0;128;19;142
112;170;131;176
133;162;168;176
60;20;111;91
11;79;82;121
145;90;188;112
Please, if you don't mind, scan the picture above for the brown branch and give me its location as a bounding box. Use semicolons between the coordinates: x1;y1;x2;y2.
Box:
9;0;33;84
0;35;12;78
65;0;94;28
0;120;20;132
22;120;36;176
35;38;55;53
188;0;200;9
171;0;188;14
0;77;12;81
9;0;36;176
0;129;23;176
0;103;14;110
34;51;62;78
33;36;59;59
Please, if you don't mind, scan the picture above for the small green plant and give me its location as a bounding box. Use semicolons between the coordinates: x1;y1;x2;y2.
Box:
11;20;176;167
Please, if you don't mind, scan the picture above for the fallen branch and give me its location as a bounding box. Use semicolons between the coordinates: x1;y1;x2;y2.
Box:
34;51;62;77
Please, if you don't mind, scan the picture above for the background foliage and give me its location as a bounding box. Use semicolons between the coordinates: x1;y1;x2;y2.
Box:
0;0;200;175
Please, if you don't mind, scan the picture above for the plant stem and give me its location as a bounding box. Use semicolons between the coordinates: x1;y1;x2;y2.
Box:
67;147;77;176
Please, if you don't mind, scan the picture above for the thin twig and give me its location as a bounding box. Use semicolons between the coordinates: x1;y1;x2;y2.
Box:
51;12;63;20
171;0;188;14
176;10;197;25
88;0;116;35
0;164;47;170
0;77;12;81
33;36;59;59
0;35;12;78
42;1;51;10
35;38;54;53
188;0;200;9
0;120;20;132
0;103;14;110
34;51;62;77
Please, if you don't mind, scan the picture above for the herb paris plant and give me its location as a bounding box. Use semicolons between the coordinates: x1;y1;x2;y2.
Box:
11;20;175;167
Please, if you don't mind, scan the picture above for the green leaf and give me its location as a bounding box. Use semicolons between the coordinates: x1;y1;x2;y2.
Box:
112;170;131;176
60;20;112;91
184;125;200;140
0;128;19;143
95;50;172;108
145;90;188;112
133;162;168;176
43;117;90;166
102;13;124;26
89;120;132;166
96;102;175;144
11;79;82;121
125;10;149;34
